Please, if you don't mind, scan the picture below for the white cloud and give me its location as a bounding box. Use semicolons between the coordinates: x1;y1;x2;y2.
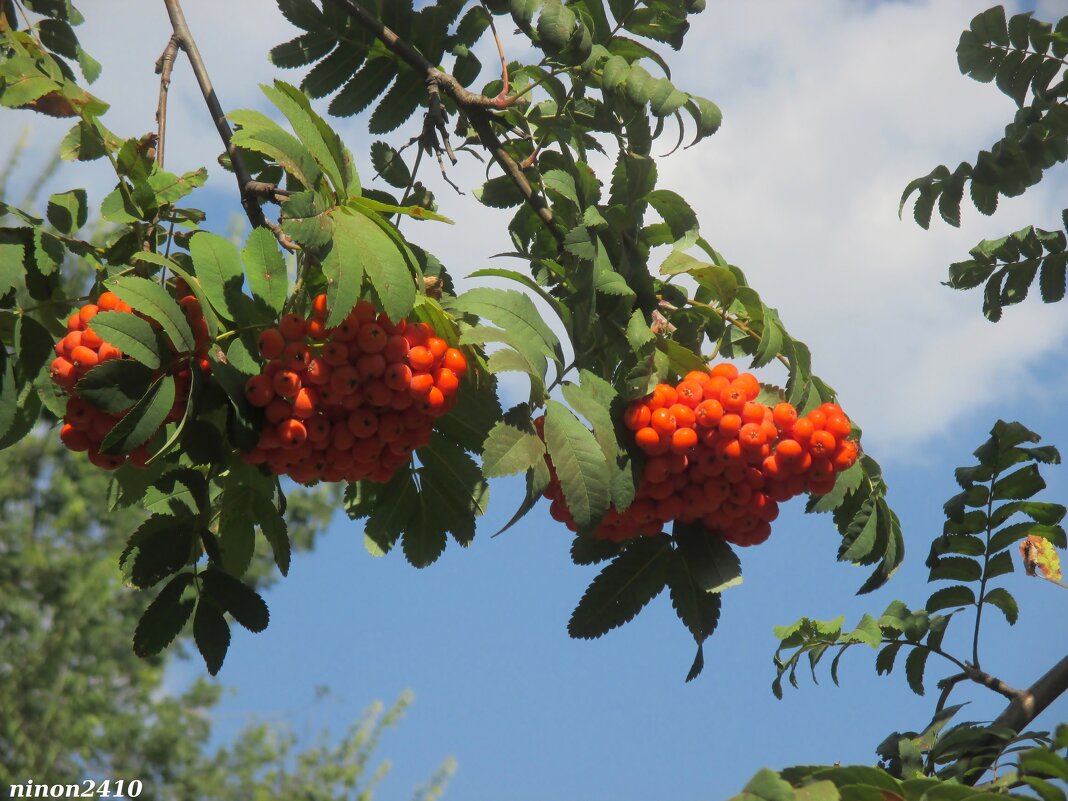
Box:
3;0;1065;461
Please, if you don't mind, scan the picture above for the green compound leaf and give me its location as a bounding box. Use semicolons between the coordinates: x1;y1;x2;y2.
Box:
200;568;270;633
105;275;195;353
86;311;161;369
568;533;672;640
133;572;194;658
75;359;156;413
544;399;609;530
193;598;230;676
242;226;288;315
99;375;175;455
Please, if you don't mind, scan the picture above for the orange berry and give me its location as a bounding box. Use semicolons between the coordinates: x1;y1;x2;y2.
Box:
807;409;827;430
258;328;285;360
279;313;306;341
70;345;99;370
736;373;760;401
66;312;83;332
97;291;121;311
408;345;434;371
312;293;328;317
710;363;738;381
417;386;447;415
624;402;652;431
59;423;90;452
306;318;328;340
330;365;360;396
741;401;765;425
819;402;844;418
278;418;307;449
669;403;696;429
442;347;467;375
791;418;815;445
356;323;387;353
272;370;301;398
80;327;104;350
356;352;387;379
434;367;460;394
426;336;448;359
775;438;804;463
635;427;662;454
833;440;859;471
364;379;393;407
810;430;837;459
354;300;377;324
408;372;434;395
826;413;852;439
304;358;331;386
773;402;797;431
671;427;698;454
384;335;410;363
720;381;748;412
718;413;742;439
739;423;766;450
50;356;76;388
245;374;275;407
694;399;723;428
675;380;704;408
283;342;312;372
292;387;318;419
650;407;677;435
78;304;99;325
384;362;413;391
347;408;379;439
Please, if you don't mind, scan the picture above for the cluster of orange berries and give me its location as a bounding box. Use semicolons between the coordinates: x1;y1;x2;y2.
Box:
241;295;467;484
50;289;211;470
542;363;859;547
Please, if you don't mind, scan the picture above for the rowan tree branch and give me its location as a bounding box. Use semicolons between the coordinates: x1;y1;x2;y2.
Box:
962;652;1068;785
154;36;179;170
161;0;266;230
321;0;564;245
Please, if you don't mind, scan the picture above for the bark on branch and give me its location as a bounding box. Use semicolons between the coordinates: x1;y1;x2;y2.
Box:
322;0;564;245
161;0;267;230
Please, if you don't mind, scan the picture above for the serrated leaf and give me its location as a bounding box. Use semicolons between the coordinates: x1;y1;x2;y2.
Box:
568;533;672;639
99;375;174;455
364;468;418;556
75;359;156;413
280;189;335;247
926;585;976;612
105;275;195;352
86;310;161;368
229;108;324;190
243;227;288;315
928;556;982;583
413;431;489;549
200;569;269;632
120;513;194;589
46;188;87;234
319;209;367;327
133;572;194;658
983;587;1018;624
452;287;562;365
189;231;247;322
193;599;230;676
544;399;609;529
370;140;411;189
262;80;348;195
992;463;1046;500
338;208;415;323
253;494;290;576
482;419;545;477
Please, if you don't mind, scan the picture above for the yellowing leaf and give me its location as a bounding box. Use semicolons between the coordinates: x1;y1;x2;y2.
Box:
1020;534;1063;582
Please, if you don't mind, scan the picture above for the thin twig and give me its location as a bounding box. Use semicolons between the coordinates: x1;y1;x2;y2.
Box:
161;0;266;231
936;671;968;712
154;36;179;170
322;0;561;243
685;297;793;370
963;664;1022;702
961;652;1068;785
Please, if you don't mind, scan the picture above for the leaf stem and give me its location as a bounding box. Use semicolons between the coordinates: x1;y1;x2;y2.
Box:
684;297;792;370
972;468;1001;669
160;0;267;232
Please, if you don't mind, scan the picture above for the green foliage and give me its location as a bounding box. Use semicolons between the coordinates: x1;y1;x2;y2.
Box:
902;4;1068;319
1;0;894;680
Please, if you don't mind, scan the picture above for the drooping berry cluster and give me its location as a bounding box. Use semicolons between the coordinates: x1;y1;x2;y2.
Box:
51;291;211;469
542;363;859;546
241;295;467;484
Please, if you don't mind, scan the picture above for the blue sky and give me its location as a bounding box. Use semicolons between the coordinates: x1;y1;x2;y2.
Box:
3;1;1068;799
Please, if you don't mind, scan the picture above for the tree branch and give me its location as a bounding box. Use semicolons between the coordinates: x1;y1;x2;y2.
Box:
963;664;1022;703
154;36;179;170
161;0;266;230
321;0;563;245
961;652;1068;785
